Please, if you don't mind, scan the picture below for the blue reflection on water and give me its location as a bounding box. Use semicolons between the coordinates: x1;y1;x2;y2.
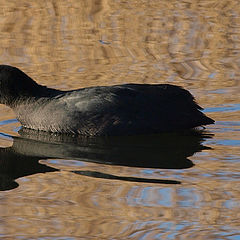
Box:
0;132;12;140
218;121;240;126
45;159;86;167
217;140;240;146
176;188;198;208
158;188;172;207
208;88;227;94
126;186;173;207
0;119;18;126
203;104;240;113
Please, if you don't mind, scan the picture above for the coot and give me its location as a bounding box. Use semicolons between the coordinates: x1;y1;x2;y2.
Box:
0;65;214;136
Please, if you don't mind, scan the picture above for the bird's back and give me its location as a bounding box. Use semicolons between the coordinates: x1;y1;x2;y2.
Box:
43;83;214;136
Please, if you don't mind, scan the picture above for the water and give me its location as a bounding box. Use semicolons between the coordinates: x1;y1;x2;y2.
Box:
0;0;240;239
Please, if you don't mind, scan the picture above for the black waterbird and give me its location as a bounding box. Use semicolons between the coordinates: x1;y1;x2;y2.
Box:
0;65;214;136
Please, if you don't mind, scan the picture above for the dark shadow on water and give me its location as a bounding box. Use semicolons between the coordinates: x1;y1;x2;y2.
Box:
73;171;181;185
0;128;212;191
0;147;58;191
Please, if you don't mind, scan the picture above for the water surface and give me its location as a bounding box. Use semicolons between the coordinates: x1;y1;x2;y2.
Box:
0;0;240;239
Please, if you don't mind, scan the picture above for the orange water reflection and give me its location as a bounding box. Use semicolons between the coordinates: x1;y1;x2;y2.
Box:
0;0;240;239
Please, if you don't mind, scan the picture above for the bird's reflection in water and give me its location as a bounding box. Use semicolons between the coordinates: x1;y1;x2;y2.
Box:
0;128;212;191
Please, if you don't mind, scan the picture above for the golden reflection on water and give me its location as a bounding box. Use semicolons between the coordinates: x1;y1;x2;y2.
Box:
0;0;240;239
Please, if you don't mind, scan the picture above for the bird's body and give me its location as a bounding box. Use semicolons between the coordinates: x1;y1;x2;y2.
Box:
0;65;214;136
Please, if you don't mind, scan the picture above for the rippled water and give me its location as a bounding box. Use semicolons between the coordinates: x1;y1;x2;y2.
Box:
0;1;240;239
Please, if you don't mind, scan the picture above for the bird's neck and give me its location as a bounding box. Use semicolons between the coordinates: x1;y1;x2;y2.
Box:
7;85;64;108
